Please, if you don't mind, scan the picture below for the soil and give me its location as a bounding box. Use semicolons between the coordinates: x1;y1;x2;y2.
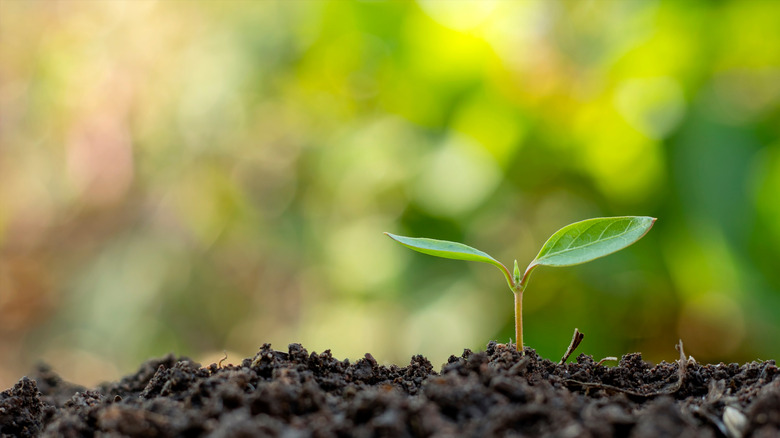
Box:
1;341;778;437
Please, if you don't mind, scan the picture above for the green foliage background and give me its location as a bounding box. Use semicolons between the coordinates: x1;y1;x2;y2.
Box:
2;0;779;387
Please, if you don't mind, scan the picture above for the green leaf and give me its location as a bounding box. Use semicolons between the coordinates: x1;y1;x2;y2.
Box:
530;216;656;268
385;232;502;266
384;232;513;287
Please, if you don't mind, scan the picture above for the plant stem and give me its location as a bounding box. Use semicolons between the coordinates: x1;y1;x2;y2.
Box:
514;290;523;353
512;263;535;354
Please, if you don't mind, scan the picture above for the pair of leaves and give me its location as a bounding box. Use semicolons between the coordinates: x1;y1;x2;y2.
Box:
386;216;655;291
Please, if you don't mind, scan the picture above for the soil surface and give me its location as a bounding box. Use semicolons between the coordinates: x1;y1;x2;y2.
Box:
2;341;778;437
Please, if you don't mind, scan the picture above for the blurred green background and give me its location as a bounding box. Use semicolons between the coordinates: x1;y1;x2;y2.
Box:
2;0;780;389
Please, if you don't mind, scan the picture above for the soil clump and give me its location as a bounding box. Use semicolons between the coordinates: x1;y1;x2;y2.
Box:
2;341;778;437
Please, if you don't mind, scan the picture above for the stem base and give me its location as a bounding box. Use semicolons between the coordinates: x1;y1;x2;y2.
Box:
514;291;523;354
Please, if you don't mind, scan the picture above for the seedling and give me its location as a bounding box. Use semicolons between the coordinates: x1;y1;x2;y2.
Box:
386;216;655;353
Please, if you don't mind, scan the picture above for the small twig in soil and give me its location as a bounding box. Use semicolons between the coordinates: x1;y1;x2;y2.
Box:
596;356;617;366
559;328;585;365
675;339;688;385
563;339;690;398
508;356;531;376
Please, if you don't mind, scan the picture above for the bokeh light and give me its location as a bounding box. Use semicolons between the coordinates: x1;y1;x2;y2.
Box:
1;0;779;389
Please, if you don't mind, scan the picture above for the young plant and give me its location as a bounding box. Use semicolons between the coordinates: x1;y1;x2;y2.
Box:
385;216;655;352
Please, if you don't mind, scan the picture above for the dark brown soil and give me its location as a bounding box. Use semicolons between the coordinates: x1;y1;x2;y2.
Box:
2;341;778;437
